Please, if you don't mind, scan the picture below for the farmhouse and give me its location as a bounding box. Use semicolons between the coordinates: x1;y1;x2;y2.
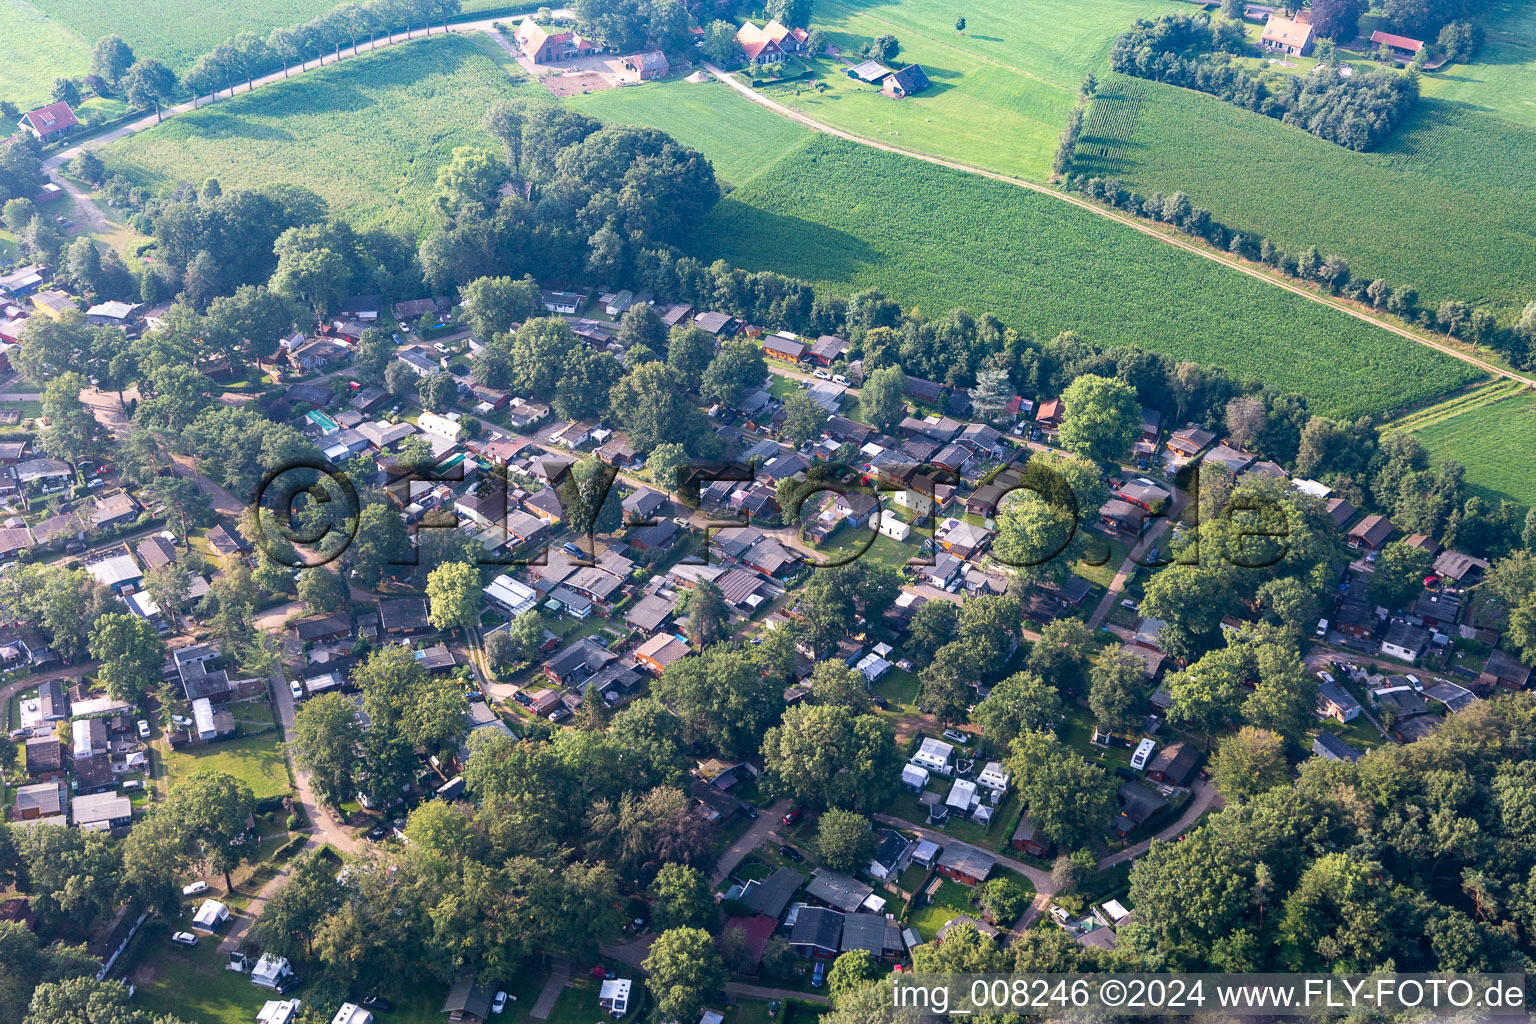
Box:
737;21;787;61
18;101;79;142
1260;14;1314;55
883;64;931;98
515;19;601;62
622;50;670;81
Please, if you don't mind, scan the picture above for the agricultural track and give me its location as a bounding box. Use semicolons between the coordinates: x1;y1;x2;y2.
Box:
1387;379;1529;433
701;61;1536;395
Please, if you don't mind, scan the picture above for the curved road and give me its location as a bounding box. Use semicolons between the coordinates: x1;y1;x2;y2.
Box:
699;63;1536;394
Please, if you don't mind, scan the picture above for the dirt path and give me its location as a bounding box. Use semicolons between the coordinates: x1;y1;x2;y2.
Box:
1095;779;1222;869
712;799;793;885
528;956;570;1020
700;62;1536;394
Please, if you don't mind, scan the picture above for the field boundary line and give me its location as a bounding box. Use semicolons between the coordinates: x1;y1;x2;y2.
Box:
701;62;1536;398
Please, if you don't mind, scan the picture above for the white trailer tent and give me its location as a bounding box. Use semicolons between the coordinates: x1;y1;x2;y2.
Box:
192;898;229;930
251;953;292;988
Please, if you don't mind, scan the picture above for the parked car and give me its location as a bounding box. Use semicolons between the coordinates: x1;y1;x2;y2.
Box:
172;715;192;728
170;932;198;947
812;962;825;987
780;808;802;826
368;825;389;841
136;720;150;739
491;992;508;1014
9;727;32;740
181;881;208;896
548;707;571;722
359;995;392;1013
812;369;830;380
942;729;971;745
779;844;803;862
673;517;691;529
290;680;305;701
832;374;850;385
276;976;304;995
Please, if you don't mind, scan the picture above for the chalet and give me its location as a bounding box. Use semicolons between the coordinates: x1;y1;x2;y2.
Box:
393;297;445;321
1411;590;1461;630
1145;741;1199;786
524;487;565;524
628;518;679;552
636;633;690;673
1261;14;1314;55
1011;813;1052;857
87;552;142;593
1347;514;1394;551
1165;425;1216;458
1477;649;1532;693
396;348;438;377
743;866;806;919
350;387;390;415
85;301;139;327
1116;476;1171;512
379;598;431;636
1240;460;1288;483
1035;398;1065;438
443;973;496;1024
543;637;617;686
621;50;670;81
693;311;737;337
564;566;623;609
659;302;692;328
789;906;844;959
623;488;667;522
1109;782;1168;839
1370;29;1423;58
415;644;457;673
515;18;601;62
14;780;66;820
840;913;903;960
763;334;806;362
935;518;991;559
357;420;417;450
1203;443;1254;477
957;423;1003;458
1326;497;1357;529
931;444;971;475
1312;732;1361;762
1433;549;1487;585
624;593;674;634
1373;686;1438;742
904;375;945;405
805;868;875;913
0;266;44;297
18;101;79;142
1335;577;1376;641
1424;680;1478;714
24;735;63;779
1100;499;1143;534
89;491;138;529
595;436;638;468
883;64;931;98
31;290;76;318
73;791;132;831
936;842;995;887
15;457;71;489
918;552;963;590
824;415;872;447
294;613;353;645
0;526;33;558
1379;621;1430;662
810;335;848;366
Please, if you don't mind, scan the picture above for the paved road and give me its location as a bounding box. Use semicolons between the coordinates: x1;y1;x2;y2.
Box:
712;799;793;885
1095;778;1222;869
528;956;570;1020
699;63;1536;394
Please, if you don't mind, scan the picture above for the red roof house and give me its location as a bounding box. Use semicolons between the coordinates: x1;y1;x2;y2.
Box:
18;102;79;142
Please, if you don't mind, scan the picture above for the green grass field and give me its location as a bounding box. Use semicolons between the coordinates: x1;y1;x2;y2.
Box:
101;32;539;235
29;0;338;75
690;135;1483;419
0;0;92;109
1396;382;1536;507
1075;73;1536;319
567;78;813;188
1419;0;1536;128
740;0;1189;180
161;702;291;801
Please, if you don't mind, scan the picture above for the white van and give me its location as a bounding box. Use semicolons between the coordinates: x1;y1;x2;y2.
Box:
1315;618;1329;637
1130;738;1156;771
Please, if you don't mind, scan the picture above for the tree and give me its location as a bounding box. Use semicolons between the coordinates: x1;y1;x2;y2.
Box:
969;367;1012;422
701;20;744;65
289;692;363;806
808;662;870;713
766;0;813;27
919;641;979;727
90;35;136;89
168;769;256;891
906;598;959;668
862;34;901;63
1008;729;1116;850
974;670;1061;746
683;579;729;648
815;809;874;872
348;501;411;588
859;364;906;432
1208;726;1289;801
1088;645;1145;734
654;644;785;759
700;338;767;409
1058;373;1139;465
610;361;700;452
88;612;166;706
976;874;1032;924
434;146;510;213
780;389;829;446
644;928;725;1024
121;59;177;122
651;862;713;931
461;275;542;338
296;566;347;614
418;369;457;412
250;850;343;958
827;950;882;1000
760;704;900;812
1372;540;1435;612
955;16;967;32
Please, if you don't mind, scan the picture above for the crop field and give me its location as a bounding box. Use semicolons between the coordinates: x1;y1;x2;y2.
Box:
0;0;92;109
567;77;813;187
1075;73;1536;319
102;33;540;235
29;0;338;74
1396;382;1536;507
748;0;1189;180
689;136;1483;419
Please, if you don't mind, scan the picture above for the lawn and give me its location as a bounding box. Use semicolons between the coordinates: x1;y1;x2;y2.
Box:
908;876;975;940
1075;72;1536;319
161;700;291;801
1394;382;1536;508
747;0;1193;180
690;135;1483;419
102;33;542;235
566;77;814;188
28;0;338;75
1418;0;1536;129
0;0;92;109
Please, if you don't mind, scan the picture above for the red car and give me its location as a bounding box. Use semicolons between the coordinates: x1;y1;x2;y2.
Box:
781;808;802;826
